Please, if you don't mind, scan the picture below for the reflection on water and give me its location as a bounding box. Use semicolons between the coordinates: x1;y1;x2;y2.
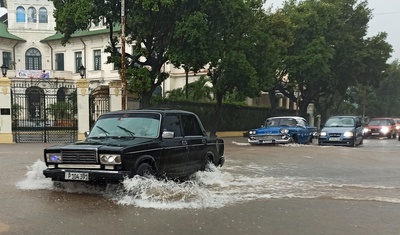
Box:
17;155;400;209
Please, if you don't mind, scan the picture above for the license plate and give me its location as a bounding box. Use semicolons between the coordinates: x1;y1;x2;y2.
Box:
65;172;89;181
329;137;340;141
371;133;380;136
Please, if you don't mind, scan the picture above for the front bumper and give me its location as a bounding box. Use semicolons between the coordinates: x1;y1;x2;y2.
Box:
318;137;355;146
43;168;130;182
248;134;291;144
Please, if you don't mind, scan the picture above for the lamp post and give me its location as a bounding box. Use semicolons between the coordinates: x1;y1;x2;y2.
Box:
1;64;8;77
121;0;127;110
79;65;86;79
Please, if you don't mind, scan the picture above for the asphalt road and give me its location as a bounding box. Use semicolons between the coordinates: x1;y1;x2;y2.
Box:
1;137;400;235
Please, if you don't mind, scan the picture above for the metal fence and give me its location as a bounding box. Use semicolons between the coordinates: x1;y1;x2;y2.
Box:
11;79;78;143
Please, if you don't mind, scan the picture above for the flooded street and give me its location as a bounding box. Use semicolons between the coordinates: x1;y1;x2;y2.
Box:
1;137;400;234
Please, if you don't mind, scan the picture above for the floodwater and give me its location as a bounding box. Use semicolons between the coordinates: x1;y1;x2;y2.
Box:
15;139;400;209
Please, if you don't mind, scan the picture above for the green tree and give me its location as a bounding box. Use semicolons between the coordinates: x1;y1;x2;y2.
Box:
281;0;392;119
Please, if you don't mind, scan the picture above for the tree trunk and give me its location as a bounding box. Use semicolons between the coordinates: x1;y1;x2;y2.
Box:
210;92;223;138
268;88;277;115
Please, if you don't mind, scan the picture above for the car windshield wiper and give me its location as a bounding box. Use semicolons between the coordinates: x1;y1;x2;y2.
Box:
117;125;135;137
95;125;110;136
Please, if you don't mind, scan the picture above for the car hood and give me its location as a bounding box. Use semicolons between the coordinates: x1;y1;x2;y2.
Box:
321;127;354;133
45;137;156;151
252;126;286;134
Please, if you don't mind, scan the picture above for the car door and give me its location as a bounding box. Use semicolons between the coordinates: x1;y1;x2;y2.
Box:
159;114;189;178
181;114;207;175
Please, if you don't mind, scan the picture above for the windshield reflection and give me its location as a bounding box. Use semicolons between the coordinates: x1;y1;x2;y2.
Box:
88;113;161;139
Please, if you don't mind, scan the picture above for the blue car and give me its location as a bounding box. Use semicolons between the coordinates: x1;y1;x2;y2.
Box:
318;116;364;147
247;116;317;145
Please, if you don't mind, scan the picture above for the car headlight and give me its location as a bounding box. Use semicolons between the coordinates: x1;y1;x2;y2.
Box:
319;131;327;137
381;127;389;134
343;131;354;137
46;153;62;163
249;130;256;135
363;128;370;133
99;154;122;165
280;128;289;134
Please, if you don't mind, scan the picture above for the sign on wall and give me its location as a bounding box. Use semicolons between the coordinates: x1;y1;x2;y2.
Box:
16;70;51;79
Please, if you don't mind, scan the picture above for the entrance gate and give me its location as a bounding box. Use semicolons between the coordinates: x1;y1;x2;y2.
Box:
89;87;110;129
11;79;78;143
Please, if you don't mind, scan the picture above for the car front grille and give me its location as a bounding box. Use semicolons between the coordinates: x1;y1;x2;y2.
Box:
62;150;98;164
329;133;342;137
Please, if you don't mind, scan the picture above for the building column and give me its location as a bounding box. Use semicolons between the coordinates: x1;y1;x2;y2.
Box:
76;79;90;141
0;77;13;143
109;80;122;111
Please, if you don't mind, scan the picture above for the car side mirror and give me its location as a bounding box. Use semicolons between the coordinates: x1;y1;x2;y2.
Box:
84;131;89;138
162;130;174;139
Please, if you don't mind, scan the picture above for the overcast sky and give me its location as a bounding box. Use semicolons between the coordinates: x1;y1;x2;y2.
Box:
265;0;400;62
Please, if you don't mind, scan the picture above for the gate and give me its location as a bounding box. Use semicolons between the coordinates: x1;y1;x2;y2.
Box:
89;87;110;129
11;79;78;143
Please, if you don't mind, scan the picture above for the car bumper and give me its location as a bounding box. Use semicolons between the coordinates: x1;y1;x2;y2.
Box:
248;136;291;145
318;138;355;146
43;168;130;182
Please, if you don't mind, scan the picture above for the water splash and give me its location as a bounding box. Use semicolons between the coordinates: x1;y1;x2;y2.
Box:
16;160;400;209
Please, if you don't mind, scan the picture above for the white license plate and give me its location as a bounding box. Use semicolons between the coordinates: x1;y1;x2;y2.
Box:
329;137;340;141
65;172;89;181
371;133;380;135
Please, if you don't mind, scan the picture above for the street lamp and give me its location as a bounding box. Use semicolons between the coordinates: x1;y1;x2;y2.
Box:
1;64;8;77
79;65;86;79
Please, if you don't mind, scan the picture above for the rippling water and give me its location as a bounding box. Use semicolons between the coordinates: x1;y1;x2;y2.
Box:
16;143;400;209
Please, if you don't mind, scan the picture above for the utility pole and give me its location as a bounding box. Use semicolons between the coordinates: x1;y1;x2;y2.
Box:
121;0;127;110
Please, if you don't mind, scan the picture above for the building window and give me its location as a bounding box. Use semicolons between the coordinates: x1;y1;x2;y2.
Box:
94;50;101;70
55;53;64;71
2;52;12;68
38;7;48;23
25;48;42;70
27;7;37;23
16;6;25;22
75;52;82;73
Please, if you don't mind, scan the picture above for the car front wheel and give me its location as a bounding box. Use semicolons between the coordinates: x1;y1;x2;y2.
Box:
136;163;156;177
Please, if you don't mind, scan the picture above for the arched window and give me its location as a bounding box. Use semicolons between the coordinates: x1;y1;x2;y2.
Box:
57;88;67;102
16;6;25;23
39;7;48;23
25;48;42;70
26;87;44;119
27;7;37;23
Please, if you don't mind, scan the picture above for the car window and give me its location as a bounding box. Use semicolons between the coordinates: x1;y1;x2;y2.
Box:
181;114;204;136
369;119;390;126
162;115;182;137
88;112;161;138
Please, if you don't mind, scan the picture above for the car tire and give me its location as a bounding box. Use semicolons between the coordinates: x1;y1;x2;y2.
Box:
200;156;213;171
136;163;155;177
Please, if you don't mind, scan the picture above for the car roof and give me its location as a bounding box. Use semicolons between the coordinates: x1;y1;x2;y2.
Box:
328;116;358;119
267;116;304;119
100;109;195;116
371;117;394;120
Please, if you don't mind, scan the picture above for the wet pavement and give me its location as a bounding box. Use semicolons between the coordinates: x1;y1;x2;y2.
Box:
1;137;400;234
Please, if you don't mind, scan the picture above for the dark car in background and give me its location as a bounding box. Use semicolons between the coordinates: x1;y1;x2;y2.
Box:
247;116;317;145
363;117;397;139
43;109;225;183
318;116;363;147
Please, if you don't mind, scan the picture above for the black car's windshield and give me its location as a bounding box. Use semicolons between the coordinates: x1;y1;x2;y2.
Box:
88;112;161;139
325;117;355;127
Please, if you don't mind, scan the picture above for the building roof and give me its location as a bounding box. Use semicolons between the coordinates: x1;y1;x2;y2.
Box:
41;24;121;42
0;23;26;41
